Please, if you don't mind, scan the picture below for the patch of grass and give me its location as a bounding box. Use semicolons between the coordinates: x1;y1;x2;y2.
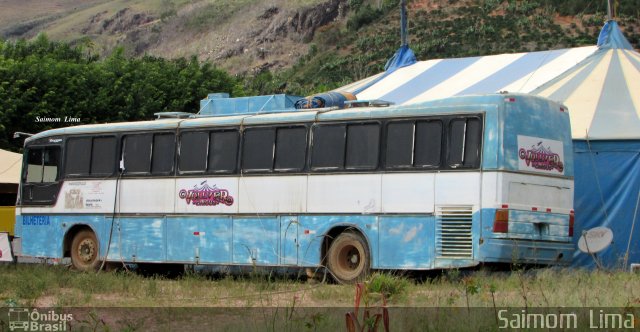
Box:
366;273;409;301
184;0;258;31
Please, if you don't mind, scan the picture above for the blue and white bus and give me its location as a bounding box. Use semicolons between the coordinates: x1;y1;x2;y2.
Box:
15;93;574;283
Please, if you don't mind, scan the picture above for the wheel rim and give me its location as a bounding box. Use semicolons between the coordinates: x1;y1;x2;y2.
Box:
77;238;96;264
336;244;364;278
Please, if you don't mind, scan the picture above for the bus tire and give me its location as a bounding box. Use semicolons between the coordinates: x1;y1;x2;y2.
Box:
326;231;370;284
70;229;99;271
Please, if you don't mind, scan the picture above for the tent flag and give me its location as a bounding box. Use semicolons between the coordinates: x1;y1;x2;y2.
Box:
351;45;417;96
597;20;633;49
384;44;417;72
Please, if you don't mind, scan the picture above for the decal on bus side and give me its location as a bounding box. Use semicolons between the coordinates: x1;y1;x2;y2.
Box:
64;181;106;210
22;216;50;226
178;180;234;206
517;135;564;175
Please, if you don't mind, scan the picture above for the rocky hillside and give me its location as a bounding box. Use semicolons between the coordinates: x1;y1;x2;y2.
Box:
0;0;352;74
1;0;639;83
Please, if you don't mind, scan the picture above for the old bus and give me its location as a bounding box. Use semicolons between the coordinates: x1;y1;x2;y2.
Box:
14;93;574;283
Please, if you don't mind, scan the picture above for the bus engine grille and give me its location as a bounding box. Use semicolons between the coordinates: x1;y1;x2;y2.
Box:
436;206;473;259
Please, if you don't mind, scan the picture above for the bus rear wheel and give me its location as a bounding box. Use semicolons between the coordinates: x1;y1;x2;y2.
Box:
326;231;370;284
70;230;99;271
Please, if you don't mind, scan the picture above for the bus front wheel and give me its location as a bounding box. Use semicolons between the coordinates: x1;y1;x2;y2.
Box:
70;230;99;271
326;231;370;284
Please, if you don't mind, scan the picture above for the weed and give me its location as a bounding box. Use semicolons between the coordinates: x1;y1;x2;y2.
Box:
146;277;158;298
345;283;389;332
365;273;409;301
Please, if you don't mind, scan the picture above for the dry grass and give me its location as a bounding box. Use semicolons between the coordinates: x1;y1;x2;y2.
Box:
0;264;639;308
1;264;639;330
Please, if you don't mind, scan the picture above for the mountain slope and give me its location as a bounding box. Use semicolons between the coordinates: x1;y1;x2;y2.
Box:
1;0;639;85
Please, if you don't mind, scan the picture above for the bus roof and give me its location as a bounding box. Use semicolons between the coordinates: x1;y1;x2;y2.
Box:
25;93;561;143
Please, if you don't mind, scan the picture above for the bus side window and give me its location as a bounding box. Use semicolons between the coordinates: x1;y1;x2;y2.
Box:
65;136;117;177
26;148;44;183
25;147;60;183
151;133;175;174
464;118;482;167
42;149;60;182
414;120;442;167
274;126;307;171
346;123;380;169
242;128;276;172
385;122;415;168
122;134;152;174
91;137;117;176
209;130;239;174
448;117;482;168
179;132;208;173
22;146;61;205
311;124;346;170
65;137;91;176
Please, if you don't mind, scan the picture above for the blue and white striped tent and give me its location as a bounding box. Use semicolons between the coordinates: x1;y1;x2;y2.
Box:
340;21;640;268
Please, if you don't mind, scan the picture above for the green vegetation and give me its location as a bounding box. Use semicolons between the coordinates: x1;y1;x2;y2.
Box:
0;34;240;151
365;272;409;301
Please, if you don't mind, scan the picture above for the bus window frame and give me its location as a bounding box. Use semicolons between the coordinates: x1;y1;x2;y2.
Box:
310;121;382;172
21;144;62;206
446;115;483;169
120;131;177;177
63;135;118;179
383;118;445;171
177;130;209;175
240;124;310;174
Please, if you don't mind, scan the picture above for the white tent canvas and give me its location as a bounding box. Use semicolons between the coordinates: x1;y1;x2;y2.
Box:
340;22;639;141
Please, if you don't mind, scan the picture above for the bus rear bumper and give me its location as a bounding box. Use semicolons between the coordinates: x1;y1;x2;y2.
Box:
479;238;574;265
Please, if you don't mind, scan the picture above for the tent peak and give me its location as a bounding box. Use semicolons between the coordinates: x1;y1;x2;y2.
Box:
597;20;633;50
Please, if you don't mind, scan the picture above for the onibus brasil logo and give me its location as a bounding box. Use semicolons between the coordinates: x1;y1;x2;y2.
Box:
519;141;564;173
8;308;73;331
178;180;234;206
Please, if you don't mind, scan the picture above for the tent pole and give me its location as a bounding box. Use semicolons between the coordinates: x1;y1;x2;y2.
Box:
400;0;408;47
607;0;613;20
624;188;640;267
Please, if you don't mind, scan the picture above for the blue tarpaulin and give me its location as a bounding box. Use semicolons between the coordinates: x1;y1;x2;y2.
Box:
572;140;640;268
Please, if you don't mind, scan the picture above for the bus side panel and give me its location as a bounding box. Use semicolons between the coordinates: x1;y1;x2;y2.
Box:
20;214;105;259
307;175;382;213
14;214;22;238
297;215;379;268
111;217;166;262
502;97;574;176
165;216;232;263
378;216;435;269
481;106;500;170
232;217;280;265
239;176;306;213
478;208;573;265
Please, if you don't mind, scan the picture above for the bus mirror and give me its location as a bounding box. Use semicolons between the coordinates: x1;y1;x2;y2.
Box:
119;160;125;172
